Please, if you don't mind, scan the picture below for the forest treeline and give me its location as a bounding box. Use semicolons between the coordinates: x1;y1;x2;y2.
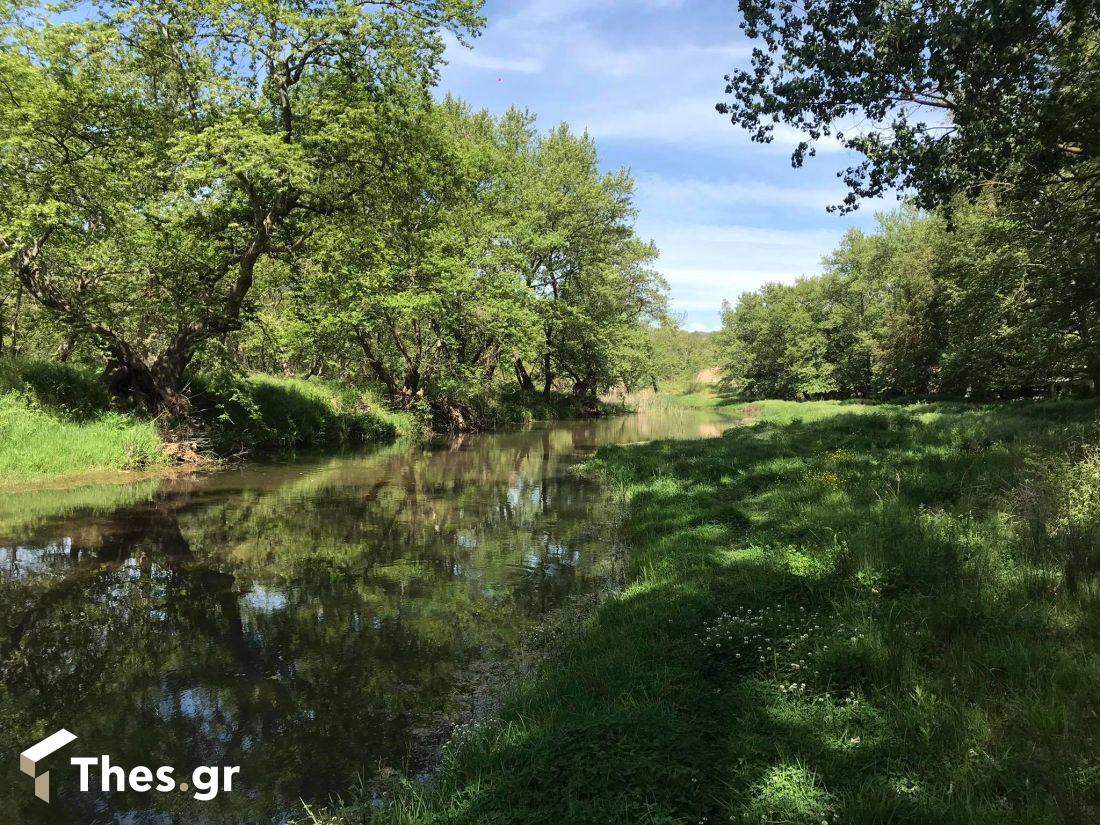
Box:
717;0;1098;403
719;199;1100;401
0;0;672;434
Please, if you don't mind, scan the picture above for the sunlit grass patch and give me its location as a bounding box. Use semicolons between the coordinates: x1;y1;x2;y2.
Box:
0;393;166;484
741;762;834;824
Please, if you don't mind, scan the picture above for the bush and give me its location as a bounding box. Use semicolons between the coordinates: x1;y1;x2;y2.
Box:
192;372;412;452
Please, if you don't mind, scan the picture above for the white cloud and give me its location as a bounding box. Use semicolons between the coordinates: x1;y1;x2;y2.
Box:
685;320;716;332
635;172;849;213
645;223;847;307
583;97;853;152
442;32;543;73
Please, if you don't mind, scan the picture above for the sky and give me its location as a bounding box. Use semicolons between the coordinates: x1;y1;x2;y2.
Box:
438;0;894;331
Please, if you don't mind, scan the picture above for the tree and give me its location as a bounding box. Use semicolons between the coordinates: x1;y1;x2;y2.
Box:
719;279;836;400
0;0;482;415
718;202;1088;402
509;124;665;398
720;0;1099;211
720;0;1100;389
287;98;540;417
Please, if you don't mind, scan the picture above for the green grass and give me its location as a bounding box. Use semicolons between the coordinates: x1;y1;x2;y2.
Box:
0;395;166;484
194;372;415;452
0;359;166;485
0;356;112;419
312;395;1100;824
0;358;416;484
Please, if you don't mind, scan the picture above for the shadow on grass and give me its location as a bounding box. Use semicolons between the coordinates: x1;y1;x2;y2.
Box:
332;400;1100;825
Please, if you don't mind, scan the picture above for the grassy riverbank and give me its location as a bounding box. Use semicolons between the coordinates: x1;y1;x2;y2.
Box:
0;360;166;485
0;358;618;486
0;359;412;486
316;393;1100;824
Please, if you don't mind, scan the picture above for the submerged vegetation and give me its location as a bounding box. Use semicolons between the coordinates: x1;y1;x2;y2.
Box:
314;394;1100;823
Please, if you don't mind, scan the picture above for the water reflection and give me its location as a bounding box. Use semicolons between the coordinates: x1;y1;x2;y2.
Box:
0;408;729;823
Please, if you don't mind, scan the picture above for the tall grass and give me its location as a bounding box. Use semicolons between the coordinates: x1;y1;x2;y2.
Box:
0;358;416;485
0;395;165;484
312;396;1100;824
0;359;165;485
193;372;415;452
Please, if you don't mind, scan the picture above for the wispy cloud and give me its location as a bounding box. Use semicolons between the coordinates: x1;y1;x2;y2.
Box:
635;173;851;214
443;34;543;74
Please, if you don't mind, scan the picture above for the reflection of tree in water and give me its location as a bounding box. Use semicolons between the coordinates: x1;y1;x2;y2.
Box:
0;421;627;822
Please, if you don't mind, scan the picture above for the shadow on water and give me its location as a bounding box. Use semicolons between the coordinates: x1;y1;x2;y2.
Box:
0;408;731;823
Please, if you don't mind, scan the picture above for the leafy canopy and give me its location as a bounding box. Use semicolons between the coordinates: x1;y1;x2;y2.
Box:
720;0;1099;211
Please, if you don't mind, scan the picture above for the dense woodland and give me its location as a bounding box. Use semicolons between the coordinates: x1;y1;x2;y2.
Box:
0;0;670;432
718;0;1099;402
719;200;1099;400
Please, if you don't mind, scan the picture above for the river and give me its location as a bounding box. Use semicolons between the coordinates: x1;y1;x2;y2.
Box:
0;406;729;823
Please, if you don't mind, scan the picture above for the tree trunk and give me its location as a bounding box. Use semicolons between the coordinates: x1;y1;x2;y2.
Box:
9;284;23;355
356;330;398;398
103;344;192;419
542;351;553;397
514;358;535;392
55;333;77;363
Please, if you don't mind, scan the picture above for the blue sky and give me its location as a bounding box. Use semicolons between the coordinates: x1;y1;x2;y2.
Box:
439;0;894;330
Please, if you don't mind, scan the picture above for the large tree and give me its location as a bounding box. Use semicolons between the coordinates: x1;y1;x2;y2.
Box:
0;0;482;414
720;0;1100;387
508;124;665;398
720;0;1098;210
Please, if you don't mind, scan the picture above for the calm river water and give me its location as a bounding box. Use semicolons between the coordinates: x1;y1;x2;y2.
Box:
0;407;728;823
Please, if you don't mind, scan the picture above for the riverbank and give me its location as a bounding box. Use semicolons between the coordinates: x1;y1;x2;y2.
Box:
0;359;613;487
0;360;413;487
314;393;1100;824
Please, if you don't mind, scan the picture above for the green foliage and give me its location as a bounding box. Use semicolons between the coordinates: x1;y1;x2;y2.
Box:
720;0;1098;212
646;322;718;388
317;394;1100;823
720;2;1100;395
719;203;1085;401
0;2;668;427
193;372;412;453
236;101;668;421
0;0;484;411
0;357;164;482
